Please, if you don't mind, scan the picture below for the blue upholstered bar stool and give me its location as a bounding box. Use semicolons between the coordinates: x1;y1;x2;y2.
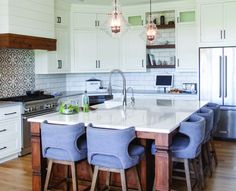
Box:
41;121;88;191
152;114;205;191
205;103;221;167
86;124;144;191
195;107;214;187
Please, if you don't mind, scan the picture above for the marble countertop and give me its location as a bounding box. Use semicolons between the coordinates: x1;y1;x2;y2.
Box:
28;99;207;134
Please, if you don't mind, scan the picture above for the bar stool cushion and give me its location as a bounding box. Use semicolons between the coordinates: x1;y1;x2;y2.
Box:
87;125;145;170
171;114;205;159
41;121;87;162
195;107;214;143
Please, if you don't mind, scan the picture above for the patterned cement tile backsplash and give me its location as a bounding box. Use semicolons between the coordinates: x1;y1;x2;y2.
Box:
0;48;35;98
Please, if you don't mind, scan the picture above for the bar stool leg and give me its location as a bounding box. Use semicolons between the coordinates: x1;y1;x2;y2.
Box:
71;162;78;191
90;166;99;191
106;171;111;190
44;160;53;191
134;166;142;191
184;159;192;191
199;154;205;189
120;169;127;191
210;140;218;166
206;142;213;177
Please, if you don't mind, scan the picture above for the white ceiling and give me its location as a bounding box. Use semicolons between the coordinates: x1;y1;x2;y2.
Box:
67;0;182;6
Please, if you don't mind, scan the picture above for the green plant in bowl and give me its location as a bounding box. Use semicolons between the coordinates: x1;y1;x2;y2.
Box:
59;103;79;114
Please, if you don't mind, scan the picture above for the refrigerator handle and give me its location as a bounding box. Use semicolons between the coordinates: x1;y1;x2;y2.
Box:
219;56;222;98
225;56;228;98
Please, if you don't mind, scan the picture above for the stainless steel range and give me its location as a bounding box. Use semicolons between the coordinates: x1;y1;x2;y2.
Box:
0;94;58;156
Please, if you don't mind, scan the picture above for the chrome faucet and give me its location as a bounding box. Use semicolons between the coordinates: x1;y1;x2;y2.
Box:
127;87;135;105
108;69;127;106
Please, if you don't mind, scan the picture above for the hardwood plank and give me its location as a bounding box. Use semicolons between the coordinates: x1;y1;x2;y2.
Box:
1;141;236;191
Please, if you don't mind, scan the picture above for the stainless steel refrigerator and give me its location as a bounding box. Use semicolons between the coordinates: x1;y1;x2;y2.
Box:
199;47;236;140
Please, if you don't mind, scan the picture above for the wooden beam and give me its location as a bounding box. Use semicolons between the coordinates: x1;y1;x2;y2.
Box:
0;33;56;51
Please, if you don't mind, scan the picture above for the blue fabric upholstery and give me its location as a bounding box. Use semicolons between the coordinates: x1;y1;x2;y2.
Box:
195;107;214;143
41;121;87;162
171;114;205;159
86;124;145;170
205;103;221;134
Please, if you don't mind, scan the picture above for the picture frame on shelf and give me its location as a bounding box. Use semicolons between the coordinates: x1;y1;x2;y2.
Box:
147;54;156;66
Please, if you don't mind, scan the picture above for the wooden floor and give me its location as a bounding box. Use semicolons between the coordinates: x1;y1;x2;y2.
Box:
0;141;236;191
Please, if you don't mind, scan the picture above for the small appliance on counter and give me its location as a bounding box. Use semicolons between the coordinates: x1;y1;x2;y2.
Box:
182;83;197;94
86;78;102;92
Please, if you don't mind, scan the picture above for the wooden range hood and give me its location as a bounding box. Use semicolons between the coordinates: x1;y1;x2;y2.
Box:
0;33;56;51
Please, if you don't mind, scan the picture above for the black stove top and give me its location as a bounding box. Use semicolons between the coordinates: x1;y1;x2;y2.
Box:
0;94;55;102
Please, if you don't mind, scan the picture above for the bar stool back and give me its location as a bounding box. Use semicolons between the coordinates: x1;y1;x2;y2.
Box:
87;124;144;191
41;121;87;191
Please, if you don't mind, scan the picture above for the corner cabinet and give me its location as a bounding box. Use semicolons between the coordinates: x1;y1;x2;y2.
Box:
199;1;236;45
0;105;21;163
176;10;197;71
120;28;146;72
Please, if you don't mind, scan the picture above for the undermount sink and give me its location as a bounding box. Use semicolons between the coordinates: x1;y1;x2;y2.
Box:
103;100;122;109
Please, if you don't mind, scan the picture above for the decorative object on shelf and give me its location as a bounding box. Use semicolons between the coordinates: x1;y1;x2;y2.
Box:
147;54;157;66
146;0;159;44
102;0;129;37
160;15;165;25
168;21;175;25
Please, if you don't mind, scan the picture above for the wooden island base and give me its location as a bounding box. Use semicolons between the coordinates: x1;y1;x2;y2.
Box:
31;122;174;191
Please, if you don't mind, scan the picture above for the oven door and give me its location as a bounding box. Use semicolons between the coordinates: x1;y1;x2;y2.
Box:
20;111;56;156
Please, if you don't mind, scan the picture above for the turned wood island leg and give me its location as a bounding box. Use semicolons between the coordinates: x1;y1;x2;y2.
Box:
31;122;46;191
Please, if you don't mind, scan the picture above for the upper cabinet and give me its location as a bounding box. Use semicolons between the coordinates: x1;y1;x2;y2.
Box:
71;12;119;73
176;10;197;71
120;28;146;72
199;1;236;46
35;0;70;74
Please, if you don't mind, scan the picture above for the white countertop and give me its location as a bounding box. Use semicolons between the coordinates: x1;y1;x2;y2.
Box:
0;101;22;108
28;99;207;134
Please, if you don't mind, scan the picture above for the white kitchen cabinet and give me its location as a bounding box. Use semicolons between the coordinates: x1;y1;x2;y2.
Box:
199;1;236;44
73;30;98;72
35;28;70;74
176;10;197;71
72;12;119;73
73;30;119;73
120;28;146;72
0;105;21;163
35;0;70;74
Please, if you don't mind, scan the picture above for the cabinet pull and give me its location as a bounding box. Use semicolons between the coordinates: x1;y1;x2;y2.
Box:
177;17;180;23
0;129;7;133
95;21;97;27
0;146;7;151
98;60;101;68
142;59;144;67
4;112;17;116
58;60;62;69
224;30;226;39
220;30;223;39
57;17;62;24
97;21;100;26
177;59;180;67
96;60;98;68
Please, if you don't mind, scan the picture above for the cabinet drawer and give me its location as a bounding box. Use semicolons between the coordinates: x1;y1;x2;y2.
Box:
0;139;20;159
0;119;20;142
0;105;21;120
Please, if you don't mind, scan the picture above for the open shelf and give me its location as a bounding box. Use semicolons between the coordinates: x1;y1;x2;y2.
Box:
146;44;175;49
147;65;176;69
157;24;175;29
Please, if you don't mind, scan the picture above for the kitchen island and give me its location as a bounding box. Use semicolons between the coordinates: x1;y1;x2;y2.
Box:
29;99;207;191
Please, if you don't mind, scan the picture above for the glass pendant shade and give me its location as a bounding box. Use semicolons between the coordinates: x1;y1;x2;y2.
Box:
146;0;159;43
100;0;129;37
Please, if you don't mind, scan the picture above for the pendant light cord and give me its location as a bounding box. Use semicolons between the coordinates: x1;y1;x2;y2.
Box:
149;0;152;22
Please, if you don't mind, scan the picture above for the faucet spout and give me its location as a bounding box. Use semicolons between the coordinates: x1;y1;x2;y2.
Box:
108;69;127;106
